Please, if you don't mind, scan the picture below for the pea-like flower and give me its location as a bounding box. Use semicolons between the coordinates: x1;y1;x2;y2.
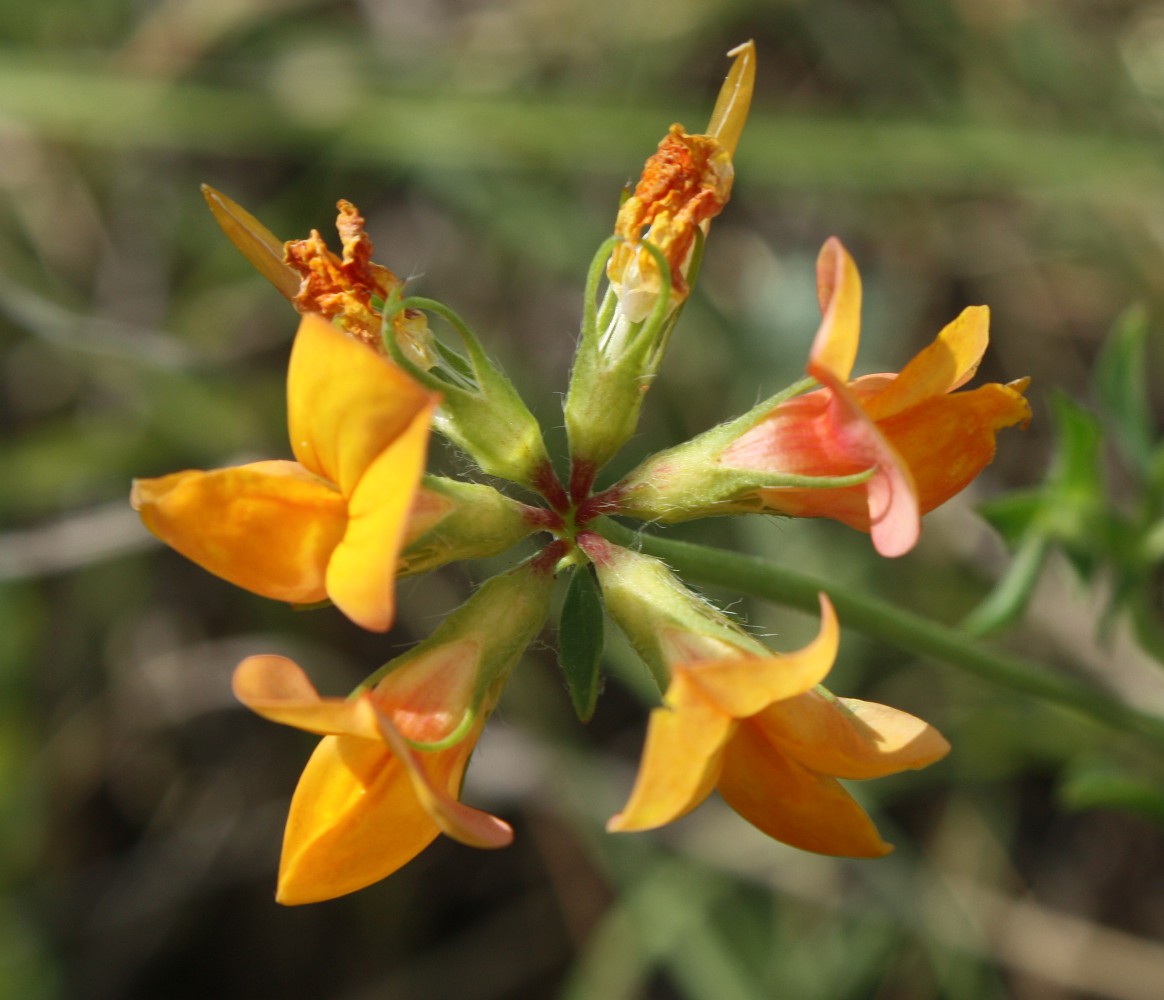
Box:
133;313;438;632
582;536;949;855
612;238;1031;556
233;559;555;904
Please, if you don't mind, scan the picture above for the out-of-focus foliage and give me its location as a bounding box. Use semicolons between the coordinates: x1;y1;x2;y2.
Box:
5;1;1164;998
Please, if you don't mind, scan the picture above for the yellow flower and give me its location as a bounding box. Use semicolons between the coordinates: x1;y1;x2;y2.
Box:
609;596;950;855
233;651;509;905
132;313;438;632
579;535;949;855
232;558;555;904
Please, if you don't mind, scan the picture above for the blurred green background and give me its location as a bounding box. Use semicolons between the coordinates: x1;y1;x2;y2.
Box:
5;1;1164;997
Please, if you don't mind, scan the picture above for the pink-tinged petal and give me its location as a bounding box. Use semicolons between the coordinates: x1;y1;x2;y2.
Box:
374;710;513;849
276;734;444;905
767;378;920;557
807;238;862;383
325;397;438;632
132;460;346;603
201;184;300;300
373;639;481;745
286;313;436;493
878;381;1031;516
755;691;950;780
863;306;990;422
607;672;735;832
232;655;382;740
683;596;839;718
718;720;892;857
705;40;755;158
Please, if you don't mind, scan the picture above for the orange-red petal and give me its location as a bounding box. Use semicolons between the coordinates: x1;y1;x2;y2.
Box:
131;460;346;603
718;719;892;857
751;377;921;557
374;711;513;850
373;639;481;745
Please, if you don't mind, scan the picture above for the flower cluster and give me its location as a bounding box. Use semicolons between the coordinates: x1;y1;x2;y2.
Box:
133;41;1029;904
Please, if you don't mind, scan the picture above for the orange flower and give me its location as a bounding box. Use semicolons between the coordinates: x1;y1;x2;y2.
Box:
233;651;510;905
613;238;1030;556
232;558;554;904
608;596;950;855
724;238;1030;555
132;313;438;632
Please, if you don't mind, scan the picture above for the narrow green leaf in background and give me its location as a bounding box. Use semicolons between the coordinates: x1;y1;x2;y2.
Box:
1095;307;1154;476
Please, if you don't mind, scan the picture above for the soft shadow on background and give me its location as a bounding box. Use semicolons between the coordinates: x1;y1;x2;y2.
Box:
4;1;1164;998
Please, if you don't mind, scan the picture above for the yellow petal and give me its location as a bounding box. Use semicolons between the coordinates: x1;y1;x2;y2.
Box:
131;460;345;603
201;184;300;300
718;720;891;857
286;313;436;494
681;595;838;719
232;655;382;739
276;734;444;905
807;238;862;384
607;672;734;832
374;710;513;849
754;691;950;780
864;306;990;422
705;40;755;158
326;396;439;632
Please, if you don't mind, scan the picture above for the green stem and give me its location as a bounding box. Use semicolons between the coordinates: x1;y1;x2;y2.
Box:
595;520;1164;748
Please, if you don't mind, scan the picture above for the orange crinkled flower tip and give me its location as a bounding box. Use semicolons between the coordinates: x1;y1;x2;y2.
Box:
284;200;398;346
608;596;950;856
201;185;436;369
132;313;439;632
605;41;753;323
720;238;1031;556
233;650;511;905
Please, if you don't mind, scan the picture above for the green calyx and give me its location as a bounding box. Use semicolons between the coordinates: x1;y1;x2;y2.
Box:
611;377;874;522
564;238;684;482
382;291;552;489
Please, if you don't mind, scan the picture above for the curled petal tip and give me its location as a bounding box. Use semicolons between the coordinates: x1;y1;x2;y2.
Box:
706;39;755;158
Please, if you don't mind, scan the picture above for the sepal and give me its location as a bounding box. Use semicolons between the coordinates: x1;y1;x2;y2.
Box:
399;477;544;577
382;292;553;491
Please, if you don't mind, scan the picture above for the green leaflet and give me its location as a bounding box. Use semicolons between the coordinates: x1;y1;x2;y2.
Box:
558;565;605;722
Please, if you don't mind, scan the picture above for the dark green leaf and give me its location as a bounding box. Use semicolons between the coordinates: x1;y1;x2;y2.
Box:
558;565;605;722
